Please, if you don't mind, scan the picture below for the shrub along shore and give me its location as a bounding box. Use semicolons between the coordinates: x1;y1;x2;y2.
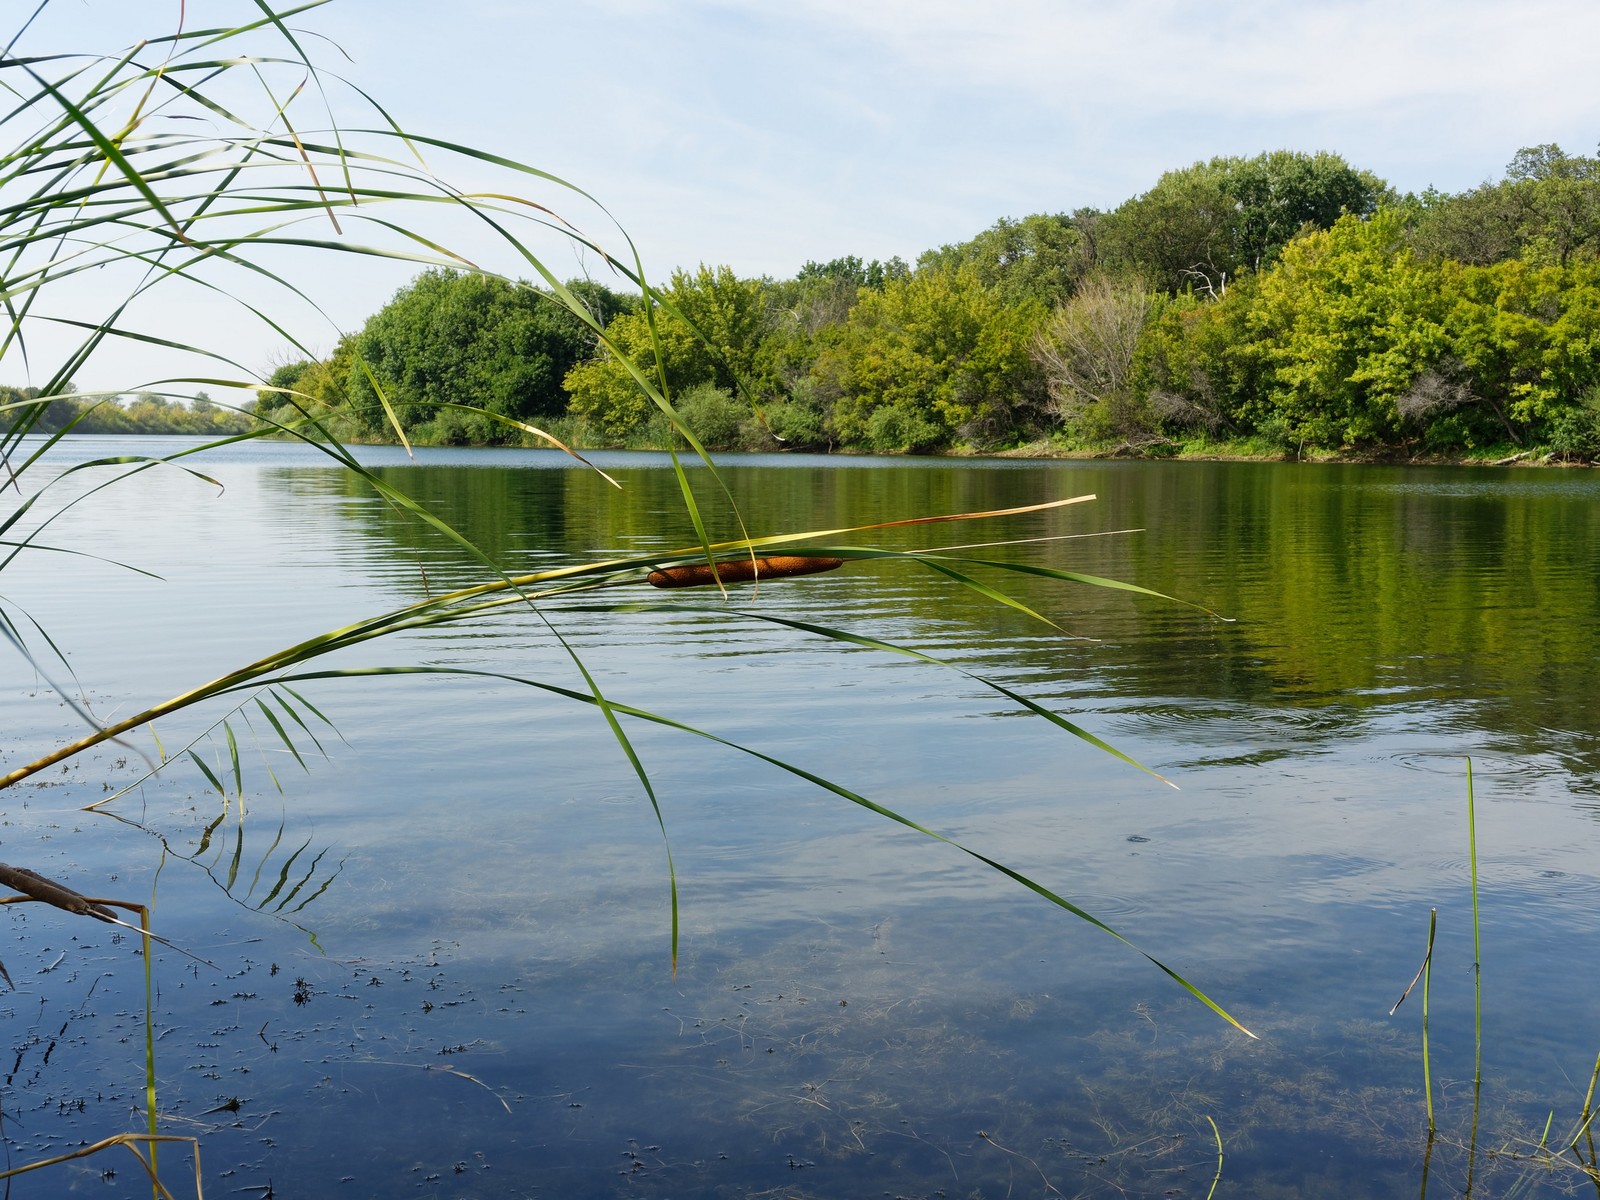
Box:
16;146;1600;465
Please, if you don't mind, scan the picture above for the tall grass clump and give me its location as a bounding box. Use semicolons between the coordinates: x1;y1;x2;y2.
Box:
2;2;1248;1189
1390;760;1600;1197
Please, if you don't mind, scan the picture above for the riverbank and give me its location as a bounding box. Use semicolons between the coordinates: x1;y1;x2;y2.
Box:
985;436;1594;467
31;424;1592;467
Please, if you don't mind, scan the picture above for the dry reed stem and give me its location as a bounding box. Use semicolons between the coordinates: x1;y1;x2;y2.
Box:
0;862;118;921
0;1132;202;1198
0;866;215;970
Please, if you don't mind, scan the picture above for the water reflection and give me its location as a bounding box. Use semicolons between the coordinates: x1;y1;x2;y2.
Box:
259;454;1600;782
5;441;1600;1197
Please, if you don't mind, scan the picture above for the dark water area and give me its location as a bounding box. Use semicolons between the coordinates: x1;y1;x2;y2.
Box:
1;437;1597;1198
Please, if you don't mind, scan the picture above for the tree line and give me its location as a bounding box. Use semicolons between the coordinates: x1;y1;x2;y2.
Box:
1;387;255;436
214;145;1600;461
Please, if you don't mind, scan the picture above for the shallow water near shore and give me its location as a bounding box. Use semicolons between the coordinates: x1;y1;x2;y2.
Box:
2;436;1598;1197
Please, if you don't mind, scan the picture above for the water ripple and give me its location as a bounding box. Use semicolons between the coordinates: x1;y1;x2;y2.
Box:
1391;752;1562;779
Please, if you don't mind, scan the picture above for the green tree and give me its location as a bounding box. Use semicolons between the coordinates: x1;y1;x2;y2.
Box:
672;381;747;450
561;311;664;441
253;338;363;437
1409;144;1600;267
1129;214;1600;454
1505;143;1600;266
348;270;624;442
1243;209;1448;446
1427;256;1600;445
766;256;904;340
919;214;1092;306
1100;151;1388;294
1407;183;1530;265
661;264;772;395
1227;150;1391;273
1;384;78;433
796;255;907;292
1547;384;1600;460
819;265;1047;452
1128;275;1270;440
751;260;873;450
563;265;772;442
755;255;920;447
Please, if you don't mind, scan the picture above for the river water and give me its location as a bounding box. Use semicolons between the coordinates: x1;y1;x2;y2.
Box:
1;436;1597;1198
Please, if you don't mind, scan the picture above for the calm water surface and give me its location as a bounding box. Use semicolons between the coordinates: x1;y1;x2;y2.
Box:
1;436;1598;1198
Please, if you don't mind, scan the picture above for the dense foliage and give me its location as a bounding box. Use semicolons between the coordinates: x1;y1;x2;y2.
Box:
819;264;1047;452
30;144;1587;461
251;272;634;445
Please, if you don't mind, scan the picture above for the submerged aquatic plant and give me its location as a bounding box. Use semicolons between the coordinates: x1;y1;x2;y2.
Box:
2;1;1248;1190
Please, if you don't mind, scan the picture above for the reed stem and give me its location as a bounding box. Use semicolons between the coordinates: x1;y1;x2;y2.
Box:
1422;906;1437;1136
1466;756;1481;1081
1465;757;1483;1195
1204;1115;1224;1200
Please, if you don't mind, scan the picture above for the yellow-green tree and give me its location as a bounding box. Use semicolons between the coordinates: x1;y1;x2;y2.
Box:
1430;256;1600;446
563;265;770;441
1243;209;1449;446
818;265;1046;452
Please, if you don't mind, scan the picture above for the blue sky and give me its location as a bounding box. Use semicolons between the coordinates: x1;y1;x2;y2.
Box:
324;0;1600;272
15;0;1600;394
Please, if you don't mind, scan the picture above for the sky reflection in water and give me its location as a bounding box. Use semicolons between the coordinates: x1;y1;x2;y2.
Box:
1;439;1597;1197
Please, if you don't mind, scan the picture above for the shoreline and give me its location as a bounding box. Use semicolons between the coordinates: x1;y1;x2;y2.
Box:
35;429;1595;467
977;440;1593;468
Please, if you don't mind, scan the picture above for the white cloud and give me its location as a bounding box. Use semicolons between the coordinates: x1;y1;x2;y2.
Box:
753;0;1599;119
15;0;1600;390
